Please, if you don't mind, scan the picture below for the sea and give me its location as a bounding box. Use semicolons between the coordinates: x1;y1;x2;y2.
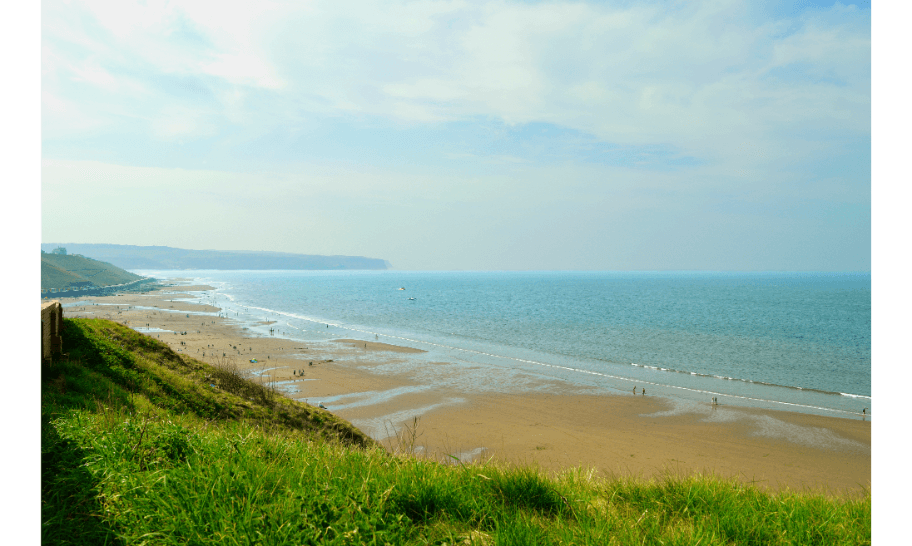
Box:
132;270;871;419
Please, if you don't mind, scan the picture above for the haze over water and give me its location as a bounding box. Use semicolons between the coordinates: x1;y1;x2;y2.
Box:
141;270;871;418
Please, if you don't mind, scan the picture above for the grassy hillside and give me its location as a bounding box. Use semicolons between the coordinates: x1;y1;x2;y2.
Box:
41;252;144;290
41;261;87;289
42;319;871;545
40;243;390;270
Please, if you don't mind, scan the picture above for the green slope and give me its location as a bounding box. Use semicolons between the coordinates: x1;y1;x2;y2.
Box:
40;243;391;270
41;252;144;290
41;261;87;289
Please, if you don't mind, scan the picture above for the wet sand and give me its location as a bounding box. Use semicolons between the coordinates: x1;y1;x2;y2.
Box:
56;283;871;495
416;393;869;494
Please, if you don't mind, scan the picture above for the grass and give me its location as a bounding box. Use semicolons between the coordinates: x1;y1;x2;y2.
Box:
41;253;143;290
42;318;871;545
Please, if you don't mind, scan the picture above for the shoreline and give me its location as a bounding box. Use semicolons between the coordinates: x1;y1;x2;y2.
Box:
133;274;872;419
56;284;871;495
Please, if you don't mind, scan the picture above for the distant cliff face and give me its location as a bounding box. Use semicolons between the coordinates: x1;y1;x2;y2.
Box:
40;244;390;271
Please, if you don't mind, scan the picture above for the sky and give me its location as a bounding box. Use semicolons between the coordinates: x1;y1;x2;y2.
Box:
40;0;871;271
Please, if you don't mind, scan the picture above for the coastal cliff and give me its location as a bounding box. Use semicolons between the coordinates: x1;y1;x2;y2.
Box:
41;250;148;294
41;243;390;270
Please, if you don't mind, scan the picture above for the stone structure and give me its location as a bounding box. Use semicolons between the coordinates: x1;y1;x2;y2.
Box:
41;300;63;364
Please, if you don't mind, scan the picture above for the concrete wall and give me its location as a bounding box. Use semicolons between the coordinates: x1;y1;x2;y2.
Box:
41;301;63;364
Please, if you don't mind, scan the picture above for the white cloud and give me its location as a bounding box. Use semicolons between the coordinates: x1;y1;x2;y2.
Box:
148;106;217;140
41;90;107;139
41;0;869;229
201;53;285;89
43;1;868;150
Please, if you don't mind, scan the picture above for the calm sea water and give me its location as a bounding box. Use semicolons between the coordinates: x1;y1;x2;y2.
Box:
135;270;871;418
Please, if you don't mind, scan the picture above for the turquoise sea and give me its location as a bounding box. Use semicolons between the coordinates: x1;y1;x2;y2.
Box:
134;270;871;418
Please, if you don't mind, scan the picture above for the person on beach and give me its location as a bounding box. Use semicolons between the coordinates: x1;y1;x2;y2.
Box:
641;388;645;396
633;386;637;394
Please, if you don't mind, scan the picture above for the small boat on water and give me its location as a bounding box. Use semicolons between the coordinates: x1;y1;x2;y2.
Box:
408;297;416;300
398;287;405;290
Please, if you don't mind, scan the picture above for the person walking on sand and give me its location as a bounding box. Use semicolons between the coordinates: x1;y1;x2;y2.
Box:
641;387;645;396
633;386;637;395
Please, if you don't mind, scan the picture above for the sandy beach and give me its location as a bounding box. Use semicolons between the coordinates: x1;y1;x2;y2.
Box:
56;283;871;496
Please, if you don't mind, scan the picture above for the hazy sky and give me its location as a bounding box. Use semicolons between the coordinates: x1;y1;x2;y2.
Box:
41;0;871;271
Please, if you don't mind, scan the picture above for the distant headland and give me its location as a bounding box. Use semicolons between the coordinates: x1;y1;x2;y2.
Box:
41;247;153;296
40;243;391;271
